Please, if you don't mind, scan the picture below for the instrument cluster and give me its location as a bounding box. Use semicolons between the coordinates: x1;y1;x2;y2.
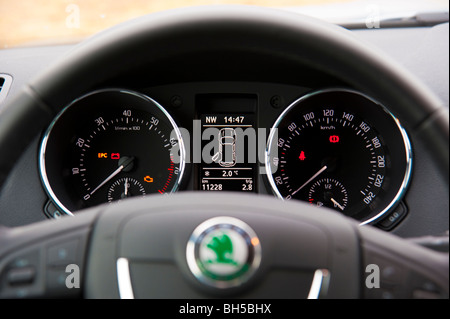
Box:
39;86;412;225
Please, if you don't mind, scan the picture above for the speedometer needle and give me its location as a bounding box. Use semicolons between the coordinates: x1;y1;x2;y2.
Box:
90;157;135;196
291;165;328;196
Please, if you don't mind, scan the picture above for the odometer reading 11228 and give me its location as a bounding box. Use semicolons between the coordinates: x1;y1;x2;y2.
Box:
199;113;256;192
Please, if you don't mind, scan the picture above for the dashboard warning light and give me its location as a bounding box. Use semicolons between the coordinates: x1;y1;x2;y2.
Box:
111;153;120;160
98;153;108;159
329;135;340;143
144;176;154;183
299;151;306;161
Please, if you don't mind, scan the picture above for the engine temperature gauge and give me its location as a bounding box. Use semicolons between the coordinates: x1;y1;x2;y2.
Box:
107;177;146;203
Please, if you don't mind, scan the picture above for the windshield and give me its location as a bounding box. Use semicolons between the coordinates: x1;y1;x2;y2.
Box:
1;0;448;49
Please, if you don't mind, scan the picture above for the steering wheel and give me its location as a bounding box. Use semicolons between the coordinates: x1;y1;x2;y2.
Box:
0;6;448;299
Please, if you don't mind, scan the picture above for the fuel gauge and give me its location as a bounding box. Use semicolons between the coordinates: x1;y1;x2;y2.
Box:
308;178;348;212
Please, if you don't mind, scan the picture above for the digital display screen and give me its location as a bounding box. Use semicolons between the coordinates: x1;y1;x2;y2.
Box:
199;114;256;192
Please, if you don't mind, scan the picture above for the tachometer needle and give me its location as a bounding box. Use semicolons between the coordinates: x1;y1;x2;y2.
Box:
291;165;328;196
90;157;134;196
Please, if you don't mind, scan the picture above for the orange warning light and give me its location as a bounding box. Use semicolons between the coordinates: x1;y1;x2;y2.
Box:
144;176;154;183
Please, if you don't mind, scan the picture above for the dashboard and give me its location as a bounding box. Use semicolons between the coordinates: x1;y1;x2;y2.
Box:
0;78;448;236
0;14;448;238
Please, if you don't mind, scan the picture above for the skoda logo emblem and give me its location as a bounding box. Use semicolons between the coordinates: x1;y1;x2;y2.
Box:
186;216;262;288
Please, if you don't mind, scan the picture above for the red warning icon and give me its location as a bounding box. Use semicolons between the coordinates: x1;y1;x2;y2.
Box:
299;151;306;161
329;135;340;143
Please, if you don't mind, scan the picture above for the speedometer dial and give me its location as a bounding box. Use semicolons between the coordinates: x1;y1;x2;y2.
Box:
266;89;412;224
39;89;185;215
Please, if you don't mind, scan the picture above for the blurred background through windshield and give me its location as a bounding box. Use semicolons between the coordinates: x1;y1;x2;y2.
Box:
0;0;448;48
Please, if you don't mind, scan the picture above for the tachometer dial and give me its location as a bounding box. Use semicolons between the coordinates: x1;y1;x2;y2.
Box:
266;89;412;224
39;89;185;215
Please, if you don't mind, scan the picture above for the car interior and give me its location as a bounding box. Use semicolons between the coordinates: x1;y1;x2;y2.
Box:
0;3;448;300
